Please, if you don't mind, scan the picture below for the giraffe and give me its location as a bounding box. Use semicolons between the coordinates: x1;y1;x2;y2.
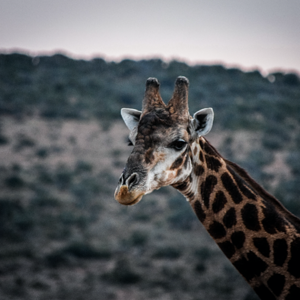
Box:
114;76;300;300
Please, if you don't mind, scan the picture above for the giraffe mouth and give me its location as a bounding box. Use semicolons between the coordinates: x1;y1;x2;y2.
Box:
114;185;145;206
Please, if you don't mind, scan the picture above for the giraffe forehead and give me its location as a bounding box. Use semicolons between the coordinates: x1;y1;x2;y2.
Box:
137;112;189;146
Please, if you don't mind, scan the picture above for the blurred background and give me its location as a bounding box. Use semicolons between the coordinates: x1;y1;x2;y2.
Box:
0;1;300;300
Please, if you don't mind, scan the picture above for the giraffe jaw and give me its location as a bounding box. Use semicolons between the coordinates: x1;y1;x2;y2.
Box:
114;185;145;206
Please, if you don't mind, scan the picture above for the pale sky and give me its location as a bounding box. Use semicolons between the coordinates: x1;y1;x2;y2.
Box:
1;0;300;74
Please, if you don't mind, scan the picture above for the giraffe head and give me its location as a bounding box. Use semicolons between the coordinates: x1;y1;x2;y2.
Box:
114;76;214;205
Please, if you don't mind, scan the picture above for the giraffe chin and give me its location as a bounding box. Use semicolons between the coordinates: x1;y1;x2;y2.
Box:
114;185;145;206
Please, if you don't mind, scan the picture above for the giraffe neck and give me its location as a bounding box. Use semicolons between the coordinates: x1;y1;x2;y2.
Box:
173;137;300;300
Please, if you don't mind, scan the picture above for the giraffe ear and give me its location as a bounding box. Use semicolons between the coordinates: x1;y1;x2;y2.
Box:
121;108;142;131
121;108;142;145
192;108;214;136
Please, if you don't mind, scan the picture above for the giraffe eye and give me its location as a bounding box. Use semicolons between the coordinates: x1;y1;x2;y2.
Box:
169;139;187;151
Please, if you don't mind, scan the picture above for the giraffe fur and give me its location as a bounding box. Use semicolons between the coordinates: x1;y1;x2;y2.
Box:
114;76;300;300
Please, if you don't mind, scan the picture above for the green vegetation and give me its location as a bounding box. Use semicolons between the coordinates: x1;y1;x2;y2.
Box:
0;52;300;300
1;53;300;131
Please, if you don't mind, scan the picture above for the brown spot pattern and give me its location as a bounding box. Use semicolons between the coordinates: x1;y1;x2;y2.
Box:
194;200;206;222
267;273;285;297
170;157;183;170
199;151;204;162
208;221;226;239
218;241;235;259
221;172;243;204
201;175;218;208
227;166;256;200
273;239;288;267
253;237;270;258
203;142;218;156
254;285;276;300
231;231;245;249
212;191;227;213
286;285;300;300
205;155;222;172
241;203;261;231
233;251;268;281
287;237;300;278
223;207;237;228
193;147;198;156
194;164;204;176
262;200;287;234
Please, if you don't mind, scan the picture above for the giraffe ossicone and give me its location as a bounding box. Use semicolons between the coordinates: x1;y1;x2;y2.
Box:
114;76;300;300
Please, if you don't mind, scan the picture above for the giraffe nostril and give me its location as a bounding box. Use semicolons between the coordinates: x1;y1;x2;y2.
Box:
118;173;124;185
126;173;139;189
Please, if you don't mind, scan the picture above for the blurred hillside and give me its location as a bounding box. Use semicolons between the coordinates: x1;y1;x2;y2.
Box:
0;53;300;300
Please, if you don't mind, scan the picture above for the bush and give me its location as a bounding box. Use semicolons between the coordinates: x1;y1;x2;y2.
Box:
247;149;274;167
0;245;33;259
244;289;261;300
0;134;9;145
35;147;50;158
128;230;149;247
167;195;197;230
262;123;290;150
194;247;213;260
262;134;282;150
45;242;112;268
275;180;300;218
283;73;300;86
75;160;93;174
286;151;300;176
152;246;182;259
4;175;25;189
0;198;32;241
237;149;274;188
35;165;54;184
103;258;141;284
55;164;73;190
45;250;70;268
195;261;206;273
63;242;112;259
14;134;35;151
30;194;61;207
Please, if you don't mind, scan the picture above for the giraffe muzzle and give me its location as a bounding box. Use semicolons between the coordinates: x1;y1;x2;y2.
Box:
114;172;145;205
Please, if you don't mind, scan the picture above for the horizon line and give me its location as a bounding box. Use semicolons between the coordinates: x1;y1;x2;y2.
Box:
1;47;299;77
